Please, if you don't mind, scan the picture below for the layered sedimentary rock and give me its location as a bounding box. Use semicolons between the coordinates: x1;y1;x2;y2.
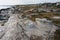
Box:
0;14;57;40
0;5;59;40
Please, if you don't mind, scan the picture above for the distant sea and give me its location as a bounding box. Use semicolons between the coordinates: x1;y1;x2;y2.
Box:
0;5;12;9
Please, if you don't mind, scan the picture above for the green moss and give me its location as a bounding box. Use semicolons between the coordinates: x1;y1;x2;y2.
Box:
54;29;60;40
53;21;60;25
30;35;43;40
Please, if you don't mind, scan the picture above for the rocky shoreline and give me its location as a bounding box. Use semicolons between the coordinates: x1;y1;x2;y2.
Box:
0;3;60;40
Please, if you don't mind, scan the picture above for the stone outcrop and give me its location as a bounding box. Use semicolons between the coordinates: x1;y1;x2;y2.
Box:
0;14;57;40
0;5;59;40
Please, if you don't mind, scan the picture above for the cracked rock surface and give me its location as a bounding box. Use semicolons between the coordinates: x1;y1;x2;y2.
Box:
0;14;57;40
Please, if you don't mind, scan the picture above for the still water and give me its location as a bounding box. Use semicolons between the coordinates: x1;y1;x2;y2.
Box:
0;5;12;9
